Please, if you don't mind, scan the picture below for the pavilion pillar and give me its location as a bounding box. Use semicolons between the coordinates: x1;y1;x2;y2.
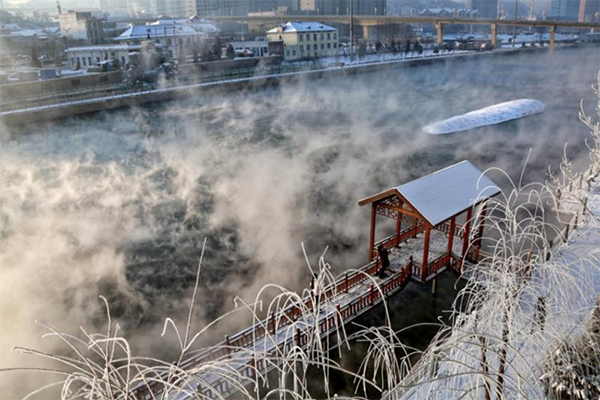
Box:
447;216;456;254
477;202;488;248
461;207;473;271
395;202;402;245
369;203;377;261
422;225;431;281
490;23;497;48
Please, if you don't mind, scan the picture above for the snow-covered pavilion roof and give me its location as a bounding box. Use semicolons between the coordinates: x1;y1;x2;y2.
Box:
359;161;500;226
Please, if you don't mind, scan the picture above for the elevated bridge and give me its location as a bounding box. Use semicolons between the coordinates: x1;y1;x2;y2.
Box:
216;15;600;50
132;161;500;399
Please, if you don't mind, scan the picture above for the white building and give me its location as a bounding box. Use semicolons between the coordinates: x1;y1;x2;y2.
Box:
266;21;338;61
230;40;269;57
115;23;204;59
66;43;149;69
59;10;105;44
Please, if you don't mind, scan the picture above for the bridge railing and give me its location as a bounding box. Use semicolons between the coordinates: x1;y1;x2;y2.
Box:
132;257;394;398
131;255;418;399
435;221;464;239
426;252;456;279
199;261;414;399
373;223;426;254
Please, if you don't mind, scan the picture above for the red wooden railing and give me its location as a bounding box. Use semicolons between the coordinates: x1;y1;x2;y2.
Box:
435;221;465;239
426;252;456;279
373;223;426;254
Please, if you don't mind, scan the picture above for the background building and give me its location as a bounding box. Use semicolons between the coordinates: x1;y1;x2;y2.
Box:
577;0;600;21
550;0;581;20
155;0;198;18
195;0;288;16
66;43;143;69
267;21;338;61
59;11;106;44
467;0;498;18
99;0;158;16
299;0;386;15
115;23;204;59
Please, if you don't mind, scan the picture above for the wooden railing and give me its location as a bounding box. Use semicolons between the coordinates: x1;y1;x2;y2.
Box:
374;220;464;258
131;257;416;399
426;252;456;279
373;223;426;254
435;221;464;239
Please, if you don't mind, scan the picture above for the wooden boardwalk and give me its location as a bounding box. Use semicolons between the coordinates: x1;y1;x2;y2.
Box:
132;224;481;400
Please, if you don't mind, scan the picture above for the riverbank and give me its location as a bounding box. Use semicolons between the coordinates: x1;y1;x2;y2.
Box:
0;45;569;127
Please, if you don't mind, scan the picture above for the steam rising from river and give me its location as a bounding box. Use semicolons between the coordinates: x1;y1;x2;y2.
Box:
0;48;598;397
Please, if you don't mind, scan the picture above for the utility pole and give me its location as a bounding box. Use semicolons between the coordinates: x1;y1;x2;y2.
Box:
512;0;519;47
349;0;354;63
528;0;534;32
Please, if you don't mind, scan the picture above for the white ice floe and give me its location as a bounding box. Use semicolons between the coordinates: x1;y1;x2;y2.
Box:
424;99;547;134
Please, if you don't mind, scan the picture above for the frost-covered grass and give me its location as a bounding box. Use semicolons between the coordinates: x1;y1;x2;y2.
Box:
0;242;387;399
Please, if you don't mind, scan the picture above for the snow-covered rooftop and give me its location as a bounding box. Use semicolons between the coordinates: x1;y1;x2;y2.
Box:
267;21;336;34
396;161;500;226
359;161;500;226
115;24;204;41
66;44;143;52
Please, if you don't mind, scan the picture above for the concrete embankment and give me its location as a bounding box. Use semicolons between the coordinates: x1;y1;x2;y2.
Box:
0;47;552;126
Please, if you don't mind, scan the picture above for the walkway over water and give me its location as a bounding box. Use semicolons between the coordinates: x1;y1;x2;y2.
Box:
132;161;499;400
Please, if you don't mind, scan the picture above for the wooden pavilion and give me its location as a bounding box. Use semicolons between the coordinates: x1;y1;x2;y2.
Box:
358;160;501;282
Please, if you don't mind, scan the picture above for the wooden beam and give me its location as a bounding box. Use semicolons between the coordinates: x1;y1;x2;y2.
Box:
369;203;376;261
396;200;403;236
422;226;431;281
358;188;397;206
377;203;423;220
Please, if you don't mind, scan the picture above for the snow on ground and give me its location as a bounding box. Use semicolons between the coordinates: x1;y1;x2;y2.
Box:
497;32;577;45
423;99;547;134
286;49;472;69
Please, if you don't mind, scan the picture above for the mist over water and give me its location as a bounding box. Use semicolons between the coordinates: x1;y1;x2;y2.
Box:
1;47;598;397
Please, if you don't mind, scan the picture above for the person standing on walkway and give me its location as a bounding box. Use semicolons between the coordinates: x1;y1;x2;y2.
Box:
378;244;390;279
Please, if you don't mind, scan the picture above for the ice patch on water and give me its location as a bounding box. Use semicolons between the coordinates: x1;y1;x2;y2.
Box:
424;99;547;134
